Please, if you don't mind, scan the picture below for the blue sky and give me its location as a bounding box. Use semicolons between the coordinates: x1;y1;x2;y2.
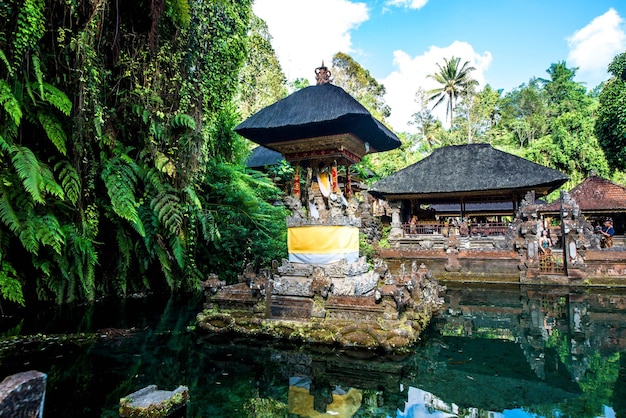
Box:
253;0;626;132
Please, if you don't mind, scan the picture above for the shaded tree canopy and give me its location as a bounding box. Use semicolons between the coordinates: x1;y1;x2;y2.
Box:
331;51;391;122
596;51;626;172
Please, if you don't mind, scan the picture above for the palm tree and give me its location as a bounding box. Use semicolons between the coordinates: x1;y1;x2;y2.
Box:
427;56;478;125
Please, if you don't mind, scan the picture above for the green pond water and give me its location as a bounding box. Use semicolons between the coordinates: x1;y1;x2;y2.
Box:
0;283;625;417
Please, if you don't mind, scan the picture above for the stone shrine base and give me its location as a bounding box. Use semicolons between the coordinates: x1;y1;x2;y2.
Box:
197;258;444;353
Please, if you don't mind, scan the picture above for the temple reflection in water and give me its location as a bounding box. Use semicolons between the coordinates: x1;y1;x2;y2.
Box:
266;283;625;417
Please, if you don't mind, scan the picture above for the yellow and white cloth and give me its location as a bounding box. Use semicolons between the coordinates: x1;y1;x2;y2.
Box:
288;225;359;264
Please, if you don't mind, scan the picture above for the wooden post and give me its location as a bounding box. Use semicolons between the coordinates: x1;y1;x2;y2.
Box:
560;190;568;276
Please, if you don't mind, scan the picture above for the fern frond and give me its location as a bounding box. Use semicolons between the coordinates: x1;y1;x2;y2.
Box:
183;185;202;209
37;111;67;155
37;214;65;254
0;133;11;154
0;50;13;76
114;228;133;296
54;161;80;205
42;83;72;116
149;120;164;141
170;113;196;130
154;151;177;177
19;220;39;254
102;157;146;237
200;209;220;242
150;193;183;235
32;55;44;97
10;145;44;204
0;186;21;234
0;80;22;126
170;233;186;269
70;232;97;301
40;163;64;200
165;0;191;28
155;244;174;289
13;0;46;68
0;261;25;306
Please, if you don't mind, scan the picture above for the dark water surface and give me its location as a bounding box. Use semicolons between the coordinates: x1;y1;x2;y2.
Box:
1;284;625;417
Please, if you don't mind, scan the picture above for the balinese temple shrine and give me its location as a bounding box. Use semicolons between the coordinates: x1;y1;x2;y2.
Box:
234;63;400;264
197;64;445;353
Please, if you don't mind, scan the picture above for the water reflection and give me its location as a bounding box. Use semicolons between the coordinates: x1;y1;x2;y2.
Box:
0;285;625;417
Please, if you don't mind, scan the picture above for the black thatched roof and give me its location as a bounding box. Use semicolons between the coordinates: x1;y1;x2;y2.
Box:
370;144;568;201
234;83;401;153
246;146;283;169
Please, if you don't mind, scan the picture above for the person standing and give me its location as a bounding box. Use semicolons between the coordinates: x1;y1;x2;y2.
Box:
600;219;615;248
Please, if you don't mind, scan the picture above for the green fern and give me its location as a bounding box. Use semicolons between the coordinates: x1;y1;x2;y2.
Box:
54;161;81;205
0;133;11;154
10;145;45;204
0;261;25;306
31;55;45;97
154;151;177;177
114;228;133;296
170;233;186;269
0;50;13;76
40;161;65;201
37;112;67;155
37;214;65;255
19;219;39;254
155;242;174;289
0;185;21;234
183;185;202;209
42;83;72;116
0;80;22;126
170;113;196;130
102;156;146;237
69;231;97;301
150;192;183;235
12;0;46;69
165;0;191;28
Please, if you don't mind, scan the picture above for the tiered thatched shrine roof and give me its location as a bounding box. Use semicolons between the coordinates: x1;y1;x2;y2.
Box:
235;82;401;165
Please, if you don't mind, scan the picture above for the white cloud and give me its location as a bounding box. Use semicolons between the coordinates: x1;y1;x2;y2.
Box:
382;41;492;133
253;0;369;83
567;8;626;88
385;0;428;9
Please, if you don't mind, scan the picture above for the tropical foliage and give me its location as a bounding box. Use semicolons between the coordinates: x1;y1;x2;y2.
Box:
596;51;626;172
0;1;287;307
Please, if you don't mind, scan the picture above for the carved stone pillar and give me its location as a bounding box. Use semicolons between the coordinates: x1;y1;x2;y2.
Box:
389;201;403;239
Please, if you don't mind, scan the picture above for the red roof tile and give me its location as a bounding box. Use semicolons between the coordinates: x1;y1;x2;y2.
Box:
542;175;626;212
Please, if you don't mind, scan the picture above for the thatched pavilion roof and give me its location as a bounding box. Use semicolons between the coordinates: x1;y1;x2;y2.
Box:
541;175;626;214
370;144;569;202
234;83;401;161
246;146;283;169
